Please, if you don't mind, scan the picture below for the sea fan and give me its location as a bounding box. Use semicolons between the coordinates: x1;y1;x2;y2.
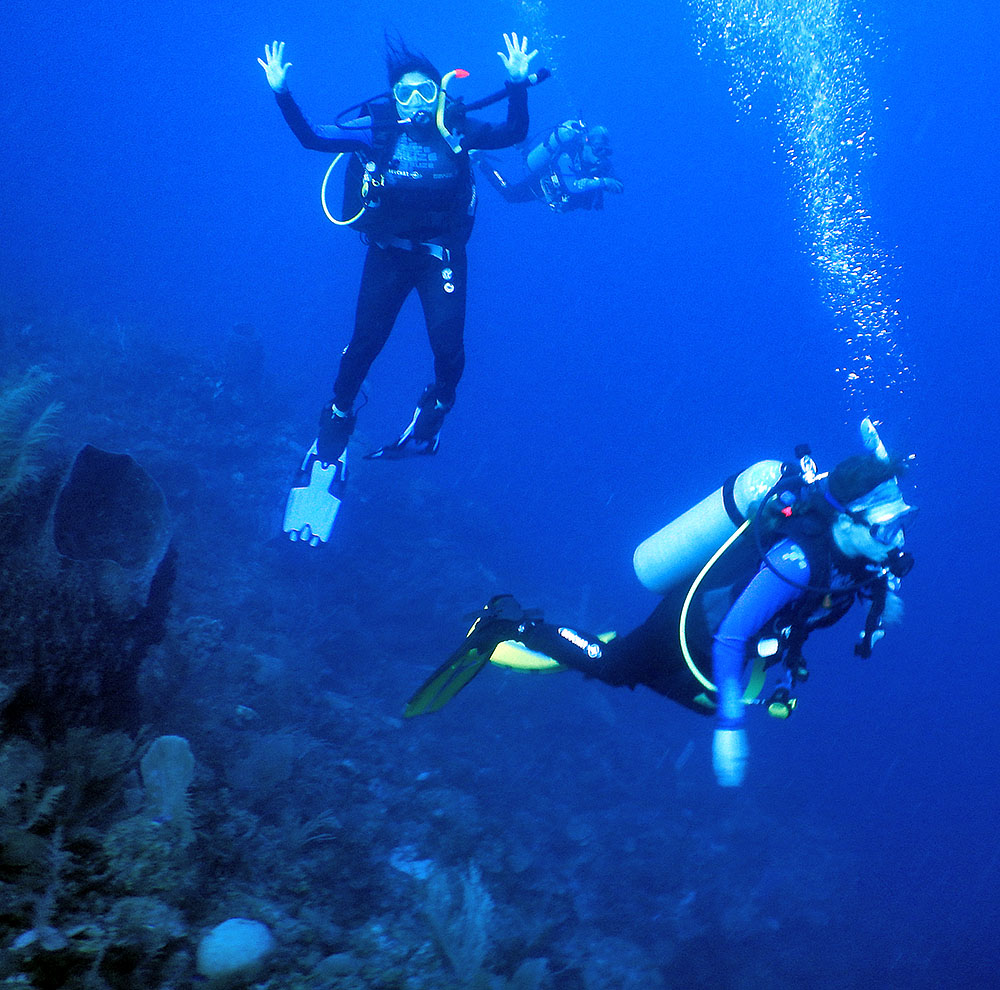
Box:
0;365;61;504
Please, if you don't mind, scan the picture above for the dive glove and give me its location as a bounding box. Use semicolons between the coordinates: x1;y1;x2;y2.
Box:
712;728;749;787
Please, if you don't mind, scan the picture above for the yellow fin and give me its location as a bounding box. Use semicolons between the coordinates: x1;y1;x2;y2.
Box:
489;632;617;672
489;640;562;672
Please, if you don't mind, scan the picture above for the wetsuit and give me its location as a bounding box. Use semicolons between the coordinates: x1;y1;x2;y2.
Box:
274;84;529;412
511;536;866;730
538;151;615;211
484;150;615;211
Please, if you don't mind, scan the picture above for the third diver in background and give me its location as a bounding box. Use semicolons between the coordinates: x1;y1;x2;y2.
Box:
404;420;916;788
478;120;624;212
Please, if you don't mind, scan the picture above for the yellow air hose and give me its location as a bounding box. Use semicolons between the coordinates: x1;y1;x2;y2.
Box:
321;154;368;226
678;519;767;703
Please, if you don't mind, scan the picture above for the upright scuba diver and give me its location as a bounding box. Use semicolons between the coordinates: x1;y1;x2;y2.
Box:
405;420;916;788
259;34;538;543
478;119;623;212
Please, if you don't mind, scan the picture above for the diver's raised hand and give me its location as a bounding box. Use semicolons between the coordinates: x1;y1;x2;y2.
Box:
498;32;538;83
258;41;291;93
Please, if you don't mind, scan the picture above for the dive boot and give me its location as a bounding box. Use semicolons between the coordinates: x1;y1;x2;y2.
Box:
365;385;451;459
317;403;356;464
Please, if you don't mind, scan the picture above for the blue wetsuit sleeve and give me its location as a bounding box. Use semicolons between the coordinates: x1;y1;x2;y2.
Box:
274;90;372;154
712;540;810;729
463;81;529;150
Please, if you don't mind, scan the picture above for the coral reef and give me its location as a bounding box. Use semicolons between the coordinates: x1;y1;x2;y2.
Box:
0;311;900;989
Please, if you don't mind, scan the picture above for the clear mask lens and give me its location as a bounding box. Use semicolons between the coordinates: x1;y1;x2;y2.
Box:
867;507;917;547
870;519;904;546
393;80;438;106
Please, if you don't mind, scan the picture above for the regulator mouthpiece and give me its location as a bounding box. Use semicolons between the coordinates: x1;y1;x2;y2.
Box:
887;547;914;579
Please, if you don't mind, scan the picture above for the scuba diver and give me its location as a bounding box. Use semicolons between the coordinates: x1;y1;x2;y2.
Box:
477;120;623;212
258;33;538;472
404;420;916;788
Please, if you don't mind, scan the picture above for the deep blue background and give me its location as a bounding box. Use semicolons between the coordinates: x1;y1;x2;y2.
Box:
3;0;998;984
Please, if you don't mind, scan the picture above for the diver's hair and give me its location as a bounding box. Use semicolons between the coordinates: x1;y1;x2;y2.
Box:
384;32;440;87
828;451;907;506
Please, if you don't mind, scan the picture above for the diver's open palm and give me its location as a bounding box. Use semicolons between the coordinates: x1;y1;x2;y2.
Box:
498;32;538;82
258;40;291;93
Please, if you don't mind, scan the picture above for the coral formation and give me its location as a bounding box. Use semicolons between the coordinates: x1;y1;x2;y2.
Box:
140;735;196;847
0;366;61;507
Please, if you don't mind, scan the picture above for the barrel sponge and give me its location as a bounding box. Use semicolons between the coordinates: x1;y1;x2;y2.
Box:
140;735;195;846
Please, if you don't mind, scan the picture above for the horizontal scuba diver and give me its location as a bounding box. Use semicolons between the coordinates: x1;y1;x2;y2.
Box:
478;119;623;212
405;420;916;788
259;33;538;464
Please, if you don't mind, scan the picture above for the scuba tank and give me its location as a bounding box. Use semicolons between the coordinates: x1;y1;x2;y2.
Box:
524;120;586;176
633;460;784;594
631;452;822;719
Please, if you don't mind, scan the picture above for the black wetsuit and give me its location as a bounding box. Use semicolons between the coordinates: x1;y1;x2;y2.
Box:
275;84;529;411
482;148;614;212
509;528;870;718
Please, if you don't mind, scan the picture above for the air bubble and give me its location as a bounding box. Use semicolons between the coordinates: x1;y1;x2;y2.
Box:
691;0;912;415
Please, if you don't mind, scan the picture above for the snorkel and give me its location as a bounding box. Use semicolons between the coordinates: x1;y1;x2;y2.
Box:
434;66;552;154
860;415;889;463
436;68;470;152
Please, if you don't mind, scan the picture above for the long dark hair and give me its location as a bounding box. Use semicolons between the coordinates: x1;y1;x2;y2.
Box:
385;32;440;87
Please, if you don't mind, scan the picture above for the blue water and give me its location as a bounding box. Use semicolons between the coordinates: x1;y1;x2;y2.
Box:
2;0;998;987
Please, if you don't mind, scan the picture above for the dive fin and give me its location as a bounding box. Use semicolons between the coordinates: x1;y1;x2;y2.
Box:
487;630;616;671
489;640;562;671
403;641;492;717
405;596;554;715
282;441;347;547
365;403;442;460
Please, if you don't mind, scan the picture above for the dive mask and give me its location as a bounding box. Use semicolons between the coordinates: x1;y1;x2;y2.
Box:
393;79;439;106
848;479;917;546
866;515;912;547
